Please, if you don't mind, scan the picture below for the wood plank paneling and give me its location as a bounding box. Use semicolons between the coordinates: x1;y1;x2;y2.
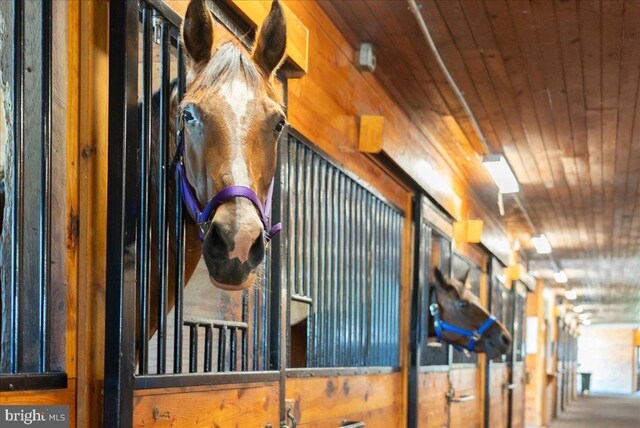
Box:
489;363;509;428
417;371;449;428
132;382;279;427
1;380;77;427
511;362;526;428
286;373;403;425
449;367;481;428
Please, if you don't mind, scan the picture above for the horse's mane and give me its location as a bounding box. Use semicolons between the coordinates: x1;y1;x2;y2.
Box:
189;42;262;96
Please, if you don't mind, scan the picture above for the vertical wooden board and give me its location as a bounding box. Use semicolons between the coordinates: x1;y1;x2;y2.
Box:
511;362;526;428
286;373;402;425
449;367;481;428
488;363;508;428
132;383;279;427
418;371;449;428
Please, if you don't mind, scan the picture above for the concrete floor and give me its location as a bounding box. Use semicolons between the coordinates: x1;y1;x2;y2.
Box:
550;394;640;428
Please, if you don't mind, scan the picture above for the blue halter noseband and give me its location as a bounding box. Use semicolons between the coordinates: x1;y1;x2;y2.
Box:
429;284;497;353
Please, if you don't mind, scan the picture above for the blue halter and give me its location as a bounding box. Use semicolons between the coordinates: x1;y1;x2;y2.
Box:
429;285;497;353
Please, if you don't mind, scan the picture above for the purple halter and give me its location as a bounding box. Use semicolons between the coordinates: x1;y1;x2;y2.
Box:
175;127;282;241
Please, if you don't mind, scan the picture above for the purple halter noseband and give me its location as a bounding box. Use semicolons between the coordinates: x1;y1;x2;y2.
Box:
174;123;282;241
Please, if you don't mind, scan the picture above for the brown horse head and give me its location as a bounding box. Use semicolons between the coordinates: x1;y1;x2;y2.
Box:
432;267;512;358
180;0;286;290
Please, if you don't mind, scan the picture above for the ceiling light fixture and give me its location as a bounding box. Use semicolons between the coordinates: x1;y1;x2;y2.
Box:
532;234;552;254
482;154;520;194
573;305;584;313
553;270;568;283
582;319;592;326
565;289;577;300
579;313;591;321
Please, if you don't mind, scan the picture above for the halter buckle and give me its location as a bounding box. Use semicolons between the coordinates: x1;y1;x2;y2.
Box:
429;303;439;317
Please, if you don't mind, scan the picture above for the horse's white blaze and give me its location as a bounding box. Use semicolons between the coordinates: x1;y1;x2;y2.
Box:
220;78;254;187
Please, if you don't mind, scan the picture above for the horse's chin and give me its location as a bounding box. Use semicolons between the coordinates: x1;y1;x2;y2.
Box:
481;342;505;360
209;273;256;291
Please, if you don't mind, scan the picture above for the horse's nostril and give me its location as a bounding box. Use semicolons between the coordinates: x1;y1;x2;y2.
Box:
208;221;233;256
248;233;265;267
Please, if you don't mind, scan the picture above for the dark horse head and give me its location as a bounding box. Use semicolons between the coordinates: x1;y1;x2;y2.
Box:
431;267;512;359
180;0;287;290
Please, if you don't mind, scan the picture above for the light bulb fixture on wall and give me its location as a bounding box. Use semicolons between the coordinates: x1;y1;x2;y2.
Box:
565;289;577;300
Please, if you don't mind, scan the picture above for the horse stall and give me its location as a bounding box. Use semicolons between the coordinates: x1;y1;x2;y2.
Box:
103;1;412;426
1;1;549;427
409;196;490;428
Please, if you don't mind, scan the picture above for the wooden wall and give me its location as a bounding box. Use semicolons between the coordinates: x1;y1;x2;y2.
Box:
133;382;280;427
287;373;403;426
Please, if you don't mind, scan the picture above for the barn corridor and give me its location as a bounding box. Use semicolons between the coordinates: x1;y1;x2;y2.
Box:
549;394;640;428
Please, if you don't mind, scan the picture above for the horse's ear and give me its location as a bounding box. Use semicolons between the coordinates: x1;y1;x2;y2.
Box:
434;267;460;297
460;268;471;289
182;0;215;65
252;0;287;76
434;267;447;288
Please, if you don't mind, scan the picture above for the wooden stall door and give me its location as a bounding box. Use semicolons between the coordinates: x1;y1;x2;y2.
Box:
449;367;482;428
418;370;450;428
510;362;526;428
488;363;510;428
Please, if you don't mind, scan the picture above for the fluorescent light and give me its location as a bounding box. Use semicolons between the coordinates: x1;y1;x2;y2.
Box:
532;234;552;254
582;319;592;326
579;313;591;321
553;270;568;283
565;289;577;300
482;154;519;194
573;305;584;313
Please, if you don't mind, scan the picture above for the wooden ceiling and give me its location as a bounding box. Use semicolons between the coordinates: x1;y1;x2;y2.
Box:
319;0;640;324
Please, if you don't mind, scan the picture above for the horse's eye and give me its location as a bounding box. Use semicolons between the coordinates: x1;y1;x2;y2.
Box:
183;109;195;123
457;300;468;308
274;120;286;134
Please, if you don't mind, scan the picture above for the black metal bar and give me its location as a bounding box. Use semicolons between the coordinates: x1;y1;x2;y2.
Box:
330;169;339;366
229;327;237;372
0;373;67;392
272;134;287;423
241;327;247;371
203;324;212;373
304;148;312;299
134;371;280;390
137;3;152;375
173;32;186;376
104;0;139;425
317;160;328;368
9;0;24;375
484;257;494;428
409;196;423;428
345;178;353;366
308;154;319;367
39;0;52;373
218;326;227;372
188;324;198;373
156;16;171;375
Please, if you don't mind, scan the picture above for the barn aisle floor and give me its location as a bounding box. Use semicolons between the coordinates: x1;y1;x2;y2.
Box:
549;394;640;428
